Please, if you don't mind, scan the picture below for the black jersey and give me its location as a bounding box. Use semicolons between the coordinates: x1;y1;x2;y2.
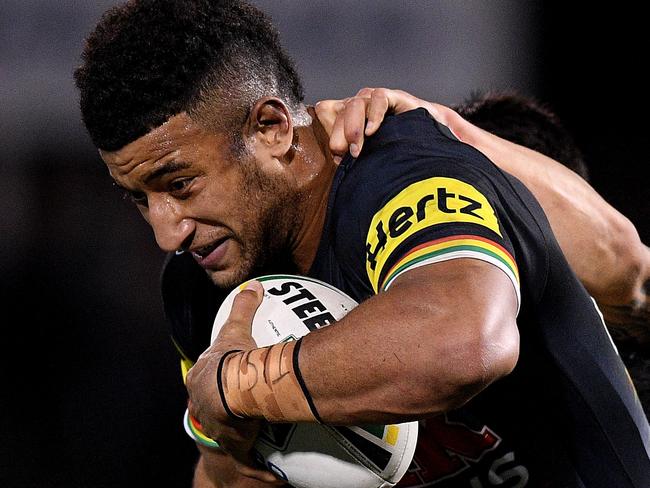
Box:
163;109;650;487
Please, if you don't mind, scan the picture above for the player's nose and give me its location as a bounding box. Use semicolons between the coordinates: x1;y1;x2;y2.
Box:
147;194;195;252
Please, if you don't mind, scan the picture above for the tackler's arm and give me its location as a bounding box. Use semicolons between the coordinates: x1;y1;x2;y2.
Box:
315;88;650;343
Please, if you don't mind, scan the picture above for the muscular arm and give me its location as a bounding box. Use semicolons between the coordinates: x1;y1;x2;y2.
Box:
299;259;519;424
467;127;650;342
453;117;647;306
193;448;235;488
188;259;519;430
316;89;650;340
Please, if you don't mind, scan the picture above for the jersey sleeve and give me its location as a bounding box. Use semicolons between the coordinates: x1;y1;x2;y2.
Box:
353;116;521;310
366;173;519;302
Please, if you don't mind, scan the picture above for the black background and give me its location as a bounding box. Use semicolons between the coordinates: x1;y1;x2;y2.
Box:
1;3;648;487
539;5;648;243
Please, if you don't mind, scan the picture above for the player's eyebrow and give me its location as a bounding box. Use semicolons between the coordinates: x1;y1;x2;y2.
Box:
144;160;192;185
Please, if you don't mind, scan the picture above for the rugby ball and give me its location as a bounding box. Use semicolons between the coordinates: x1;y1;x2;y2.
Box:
186;274;418;488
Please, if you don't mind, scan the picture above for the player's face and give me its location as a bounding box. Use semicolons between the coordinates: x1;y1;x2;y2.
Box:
100;112;299;289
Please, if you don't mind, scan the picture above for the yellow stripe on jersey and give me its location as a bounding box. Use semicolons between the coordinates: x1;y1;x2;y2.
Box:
366;177;501;291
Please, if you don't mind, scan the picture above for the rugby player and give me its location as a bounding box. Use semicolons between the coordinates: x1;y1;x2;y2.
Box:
74;1;650;486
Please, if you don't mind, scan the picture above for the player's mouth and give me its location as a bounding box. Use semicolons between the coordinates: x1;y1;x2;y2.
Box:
191;237;230;269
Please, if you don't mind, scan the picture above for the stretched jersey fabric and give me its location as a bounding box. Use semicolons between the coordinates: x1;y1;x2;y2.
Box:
162;109;650;487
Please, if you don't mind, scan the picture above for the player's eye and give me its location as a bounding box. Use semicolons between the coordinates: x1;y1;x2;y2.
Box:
123;190;148;207
115;182;148;207
169;177;194;198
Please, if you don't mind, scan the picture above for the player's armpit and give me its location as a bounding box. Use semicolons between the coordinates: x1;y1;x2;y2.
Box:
298;258;520;425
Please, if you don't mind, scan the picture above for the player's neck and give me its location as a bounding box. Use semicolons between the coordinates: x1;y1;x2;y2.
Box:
289;106;338;274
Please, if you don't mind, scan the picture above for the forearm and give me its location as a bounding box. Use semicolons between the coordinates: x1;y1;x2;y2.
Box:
194;448;243;488
450;115;647;305
194;454;222;488
193;450;283;488
599;245;650;345
298;297;482;422
216;263;518;426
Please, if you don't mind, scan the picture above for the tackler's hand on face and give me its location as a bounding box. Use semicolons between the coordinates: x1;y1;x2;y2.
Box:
187;281;282;485
315;87;471;160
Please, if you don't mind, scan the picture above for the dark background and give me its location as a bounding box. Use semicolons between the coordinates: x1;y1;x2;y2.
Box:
1;2;647;487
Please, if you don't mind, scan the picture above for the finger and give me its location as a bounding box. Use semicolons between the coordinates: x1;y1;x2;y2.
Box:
314;99;343;136
355;86;375;98
329;104;349;156
365;89;390;136
384;89;452;125
343;97;368;158
362;88;462;136
380;88;420;115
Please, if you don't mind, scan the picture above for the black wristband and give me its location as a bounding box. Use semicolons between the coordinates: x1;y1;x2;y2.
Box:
216;349;243;419
292;338;323;423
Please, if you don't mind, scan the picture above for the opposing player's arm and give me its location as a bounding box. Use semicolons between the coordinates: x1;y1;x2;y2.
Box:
452;117;649;326
315;88;650;339
598;245;650;346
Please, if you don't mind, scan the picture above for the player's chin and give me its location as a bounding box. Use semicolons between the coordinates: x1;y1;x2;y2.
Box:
206;260;255;290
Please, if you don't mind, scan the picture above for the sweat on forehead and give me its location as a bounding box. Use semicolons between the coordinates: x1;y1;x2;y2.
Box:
100;113;220;182
74;0;304;151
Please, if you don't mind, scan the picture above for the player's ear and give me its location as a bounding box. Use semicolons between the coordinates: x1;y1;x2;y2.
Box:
246;97;294;160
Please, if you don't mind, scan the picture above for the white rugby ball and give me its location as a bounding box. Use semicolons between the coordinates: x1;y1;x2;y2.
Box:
197;274;418;488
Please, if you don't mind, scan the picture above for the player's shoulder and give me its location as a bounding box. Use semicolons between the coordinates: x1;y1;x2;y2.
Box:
365;108;493;161
339;109;502;198
328;109;515;242
324;110;524;295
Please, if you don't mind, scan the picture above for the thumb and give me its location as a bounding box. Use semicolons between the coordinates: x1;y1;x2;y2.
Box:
231;280;264;319
216;280;264;341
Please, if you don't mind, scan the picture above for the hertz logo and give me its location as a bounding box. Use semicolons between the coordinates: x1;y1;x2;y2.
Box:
366;177;501;289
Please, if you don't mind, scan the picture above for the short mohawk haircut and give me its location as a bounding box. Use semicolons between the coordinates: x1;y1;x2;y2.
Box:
74;0;304;151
